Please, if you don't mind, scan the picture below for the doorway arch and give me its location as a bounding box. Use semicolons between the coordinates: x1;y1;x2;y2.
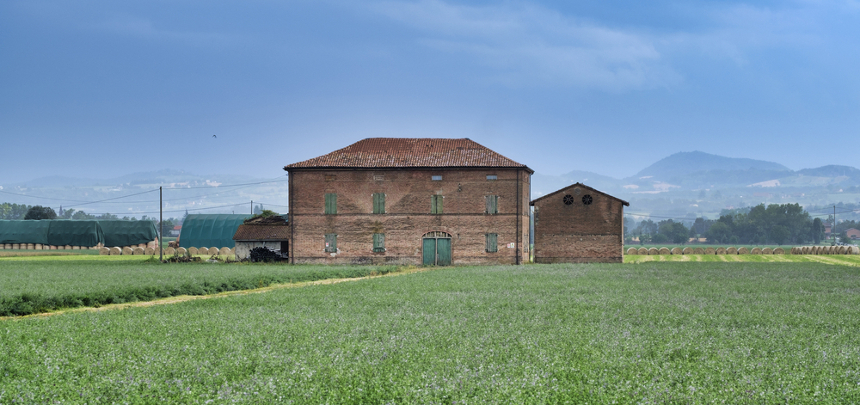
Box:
422;231;452;266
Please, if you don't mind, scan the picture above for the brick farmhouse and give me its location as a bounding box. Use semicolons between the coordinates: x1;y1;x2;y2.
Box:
530;183;629;263
284;138;533;265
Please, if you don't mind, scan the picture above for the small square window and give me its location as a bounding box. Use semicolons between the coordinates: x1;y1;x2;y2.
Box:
432;175;442;181
486;175;497;180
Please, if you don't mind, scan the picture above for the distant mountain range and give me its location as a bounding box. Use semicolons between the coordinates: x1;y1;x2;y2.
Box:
532;151;860;197
2;152;858;220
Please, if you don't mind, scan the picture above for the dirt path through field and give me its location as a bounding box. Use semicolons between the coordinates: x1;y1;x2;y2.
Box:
4;266;428;320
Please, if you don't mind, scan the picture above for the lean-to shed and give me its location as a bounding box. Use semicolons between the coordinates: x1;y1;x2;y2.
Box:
232;215;290;260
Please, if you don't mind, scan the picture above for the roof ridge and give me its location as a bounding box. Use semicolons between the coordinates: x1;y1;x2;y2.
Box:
285;138;532;171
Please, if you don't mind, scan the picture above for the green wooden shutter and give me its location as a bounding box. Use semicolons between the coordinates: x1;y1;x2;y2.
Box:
325;193;337;214
432;195;443;214
373;193;385;214
325;233;337;252
486;195;498;214
486;233;498;252
373;233;385;252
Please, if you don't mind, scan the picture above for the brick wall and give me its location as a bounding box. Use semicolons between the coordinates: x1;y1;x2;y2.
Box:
532;185;625;263
288;168;530;265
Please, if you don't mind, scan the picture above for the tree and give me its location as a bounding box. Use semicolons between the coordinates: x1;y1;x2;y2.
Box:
811;218;824;244
769;225;789;245
24;205;57;220
705;222;732;244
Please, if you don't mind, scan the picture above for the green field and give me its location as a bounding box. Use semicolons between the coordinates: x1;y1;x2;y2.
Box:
0;257;400;316
2;262;860;403
626;253;860;266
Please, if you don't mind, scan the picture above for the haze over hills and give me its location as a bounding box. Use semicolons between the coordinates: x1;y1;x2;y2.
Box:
1;152;859;221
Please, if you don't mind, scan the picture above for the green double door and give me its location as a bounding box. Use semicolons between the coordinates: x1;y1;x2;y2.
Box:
422;237;451;266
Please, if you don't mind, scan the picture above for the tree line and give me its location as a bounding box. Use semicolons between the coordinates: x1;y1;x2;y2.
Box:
0;202;181;231
626;203;841;245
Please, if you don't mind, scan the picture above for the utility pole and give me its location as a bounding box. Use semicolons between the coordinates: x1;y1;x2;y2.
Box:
834;205;837;244
159;187;163;262
251;200;253;215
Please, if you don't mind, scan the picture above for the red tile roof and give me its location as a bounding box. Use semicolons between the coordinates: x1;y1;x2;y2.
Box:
285;138;531;171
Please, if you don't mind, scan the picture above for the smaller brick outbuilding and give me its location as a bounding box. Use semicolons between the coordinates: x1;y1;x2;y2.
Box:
232;215;291;260
530;183;628;263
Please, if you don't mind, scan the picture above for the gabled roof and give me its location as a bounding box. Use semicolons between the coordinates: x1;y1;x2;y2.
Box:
285;138;532;172
530;182;629;207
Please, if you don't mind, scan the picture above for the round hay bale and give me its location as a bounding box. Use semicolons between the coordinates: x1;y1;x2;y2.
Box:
648;248;659;255
658;247;671;255
138;243;146;249
99;247;110;255
26;243;34;250
12;244;20;250
209;247;219;255
850;246;860;255
750;247;762;255
109;247;122;255
1;244;8;249
153;248;161;256
727;247;738;255
219;247;231;256
188;247;199;255
176;247;187;256
762;247;773;255
0;244;4;250
704;247;715;255
197;247;209;255
122;247;133;255
716;247;727;255
229;248;236;256
164;247;175;256
682;247;693;255
814;246;822;255
35;244;43;250
693;247;705;254
133;247;145;255
144;247;154;255
637;247;648;255
671;247;682;255
737;247;749;254
774;247;785;255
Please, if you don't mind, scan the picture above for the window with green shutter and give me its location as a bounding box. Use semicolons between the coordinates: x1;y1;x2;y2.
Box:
486;195;498;214
431;195;444;214
373;193;385;214
373;233;385;252
486;233;498;253
325;193;337;214
325;233;337;253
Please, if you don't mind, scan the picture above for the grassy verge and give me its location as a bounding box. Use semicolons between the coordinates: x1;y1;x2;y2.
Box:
2;262;860;402
0;258;401;316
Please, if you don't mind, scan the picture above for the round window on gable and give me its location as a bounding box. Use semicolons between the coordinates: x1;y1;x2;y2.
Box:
574;187;581;195
582;194;593;205
563;194;574;205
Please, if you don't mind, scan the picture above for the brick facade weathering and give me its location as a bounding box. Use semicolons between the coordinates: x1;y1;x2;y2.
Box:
284;138;533;265
287;168;531;265
530;183;628;263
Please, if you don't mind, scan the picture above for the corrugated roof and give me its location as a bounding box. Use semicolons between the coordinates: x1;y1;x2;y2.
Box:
233;223;291;241
285;138;531;171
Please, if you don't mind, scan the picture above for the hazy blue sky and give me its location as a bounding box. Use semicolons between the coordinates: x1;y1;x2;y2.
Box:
2;0;858;183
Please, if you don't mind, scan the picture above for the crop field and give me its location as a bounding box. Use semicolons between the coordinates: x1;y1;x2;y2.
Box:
0;257;400;316
626;253;860;266
2;262;860;403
